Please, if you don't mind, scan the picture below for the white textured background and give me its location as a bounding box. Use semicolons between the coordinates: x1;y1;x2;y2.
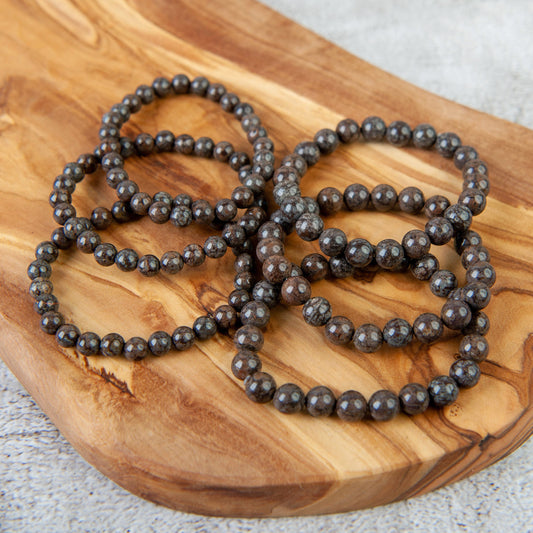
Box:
1;1;533;531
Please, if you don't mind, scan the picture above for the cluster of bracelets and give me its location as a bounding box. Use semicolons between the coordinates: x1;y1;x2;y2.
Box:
27;73;494;422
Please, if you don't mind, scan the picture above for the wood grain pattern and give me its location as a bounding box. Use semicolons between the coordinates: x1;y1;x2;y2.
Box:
1;0;533;517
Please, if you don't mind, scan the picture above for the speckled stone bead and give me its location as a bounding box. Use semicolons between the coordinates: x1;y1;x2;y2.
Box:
148;201;170;224
344;183;370;211
76;230;101;254
190;75;209;96
128;192;152;216
160;251;184;274
461;245;491;268
295;141;320;166
463;159;488;178
302;297;332;327
174;134;195;154
233;253;253;273
314;128;339;154
383;318;412;347
169;206;192;227
115;248;138;272
55;324;80;348
399;383;429;415
106;168;128;189
458;189;486;216
455;230;483;254
353;323;383;353
386;120;412;147
49;189;72;207
28;259;52;280
222;223;247;248
40;311;64;334
193;137;215;158
273;383;305;414
148;331;172;356
64;217;92;240
450;359;481;388
336;118;360;143
183;244;206;267
398;187;425;214
459;334;489;362
325;316;355;345
100;333;124;357
344;238;374;268
430;270;457;297
444;204;472;233
193;316;217;340
252;281;279;308
301;253;330;282
306;386;336;417
281;276;311;306
461;282;491;310
336;390;367;421
262;255;292;284
53;203;76;225
319;228;347;257
329;255;355;278
111;201;133;223
239;301;269;328
371;184;397;211
425;217;454;245
424;195;450;219
135;133;155;155
77;153;98;173
428;376;459;407
91;207;113;229
234;271;254;291
35;241;59;263
361;116;386;141
465;261;496;287
435;132;461;158
211;305;236;330
203;236;227;259
413;313;443;343
441;300;472;330
368;390;399;421
76;332;100;356
412;124;437;149
137;254;160;277
172;326;195;351
124;336;148;360
317;187;343;215
402;229;430;259
34;294;58;315
232;350;262;380
463;311;490;336
94;243;117;267
256;238;284;264
244;371;276;403
295;213;324;241
463;173;490;195
29;278;53;299
231;186;254;209
375;239;404;270
453;145;478;169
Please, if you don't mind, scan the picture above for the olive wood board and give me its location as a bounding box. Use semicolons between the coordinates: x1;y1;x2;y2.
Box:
1;0;533;518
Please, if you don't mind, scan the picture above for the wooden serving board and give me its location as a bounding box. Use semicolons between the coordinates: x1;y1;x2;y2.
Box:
1;0;533;518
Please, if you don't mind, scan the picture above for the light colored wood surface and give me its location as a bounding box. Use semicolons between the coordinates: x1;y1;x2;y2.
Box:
1;0;533;517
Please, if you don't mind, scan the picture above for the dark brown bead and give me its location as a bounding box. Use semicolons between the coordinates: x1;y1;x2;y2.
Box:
90;207;113;230
252;281;279;308
248;128;269;146
190;75;209;96
76;332;100;356
40;311;64;334
193;316;217;340
204;236;227;259
328;255;355;278
301;253;329;281
398;186;424;214
220;92;239;111
115;248;138;271
147;331;172;356
295;213;324;241
222;223;247;248
56;324;80;348
424;195;450;219
232;350;262;380
50;227;73;250
295;141;320;166
353;323;382;352
35;241;58;263
77;230;101;254
29;278;54;299
325;316;355;345
111;201;133;223
336;118;360;143
256;238;284;262
461;245;490;269
306;386;335;417
402;230;430;259
444;204;472;233
463;311;490;336
435;132;461;158
428;376;459;407
319;228;347;257
229;151;250;171
135;133;154;155
27;259;52;280
464;173;491;196
212;305;237;330
361;116;386;141
240;301;270;328
124;336;148;360
375;239;405;270
412;123;437;149
459;334;489;362
135;83;154;103
317;187;343;215
281;276;311;306
174;134;195;154
262;255;292;284
344;238;374;268
170;206;192;227
368;390;399;421
170;73;190;94
205;82;226;101
106;168;128;189
64;217;92;240
63;162;85;183
172;326;195;350
450;359;480;388
302;297;332;327
100;153;123;172
441;300;472;330
453;145;478;169
455;230;483;254
234;253;253;273
183;244;205;267
463;159;489;178
344;183;370;211
53;202;76;225
399;383;429;415
34;294;58;315
231;186;254;208
257;222;285;242
273;383;305;414
430;270;457;297
383;318;412;347
154;130;175;152
147;201;170;224
234;271;254;291
100;333;124;357
386;120;411;147
458;189;486;216
412;313;443;343
461;282;491;310
336;390;367;421
160;251;184;274
371;184;397;211
272;166;300;187
253;137;274;152
425;217;454;245
194;136;214;158
190;199;214;224
49;189;72;207
95;138;121;158
137;254;160;276
314;128;339;154
119;136;135;158
465;261;496;287
77;153;98;173
244;372;276;403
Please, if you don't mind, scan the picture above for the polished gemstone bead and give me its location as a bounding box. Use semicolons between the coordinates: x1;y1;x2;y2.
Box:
244;372;276;403
193;316;217;340
368;390;399;421
302;297;332;327
424;195;450;219
450;359;481;388
371;184;397;211
412;313;443;343
383;318;412;347
412;123;437;149
172;326;195;351
361;116;386;141
148;331;172;356
398;186;424;214
353;323;383;353
425;217;454;245
410;253;439;281
124;336;148;360
344;183;370;211
336;118;360;143
77;332;101;356
441;300;472;330
465;261;496;287
428;376;459;407
402;229;430;259
252;281;279;308
273;383;305;414
435;132;461;158
336;390;367;421
301;253;330;282
386;120;411;147
100;333;124;357
459;334;489;362
344;238;374;268
325;316;355;345
461;282;491;310
306;386;336;416
55;324;80;348
281;276;311;306
319;228;347;257
317;187;343;215
399;383;429;415
430;270;457;297
262;255;292;284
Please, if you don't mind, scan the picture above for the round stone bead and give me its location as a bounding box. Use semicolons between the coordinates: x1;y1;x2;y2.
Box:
295;213;324;241
329;255;355;278
463;173;490;195
40;311;64;334
172;326;195;351
441;300;472;330
204;236;227;259
281;276;312;306
314;128;339;154
258;223;286;245
371;184;397;211
463;311;490;336
336;390;367;421
213;305;237;330
256;238;284;262
463;159;489;178
135;133;155;155
424;195;450;219
234;253;254;273
301;253;330;282
383;318;412;347
306;386;336;417
115;248;138;272
465;262;496;287
231;186;254;208
77;332;101;356
353;323;383;353
280;197;306;222
273;383;305;414
232;350;262;380
234;325;264;352
428;376;459;407
183;244;205;267
399;383;429;415
317;187;343;215
244;372;276;403
455;230;483;254
29;278;53;299
402;229;430;259
461;282;491;310
174;134;195;154
137;254;160;277
295;141;320;166
412;123;437;149
191;199;215;224
325;316;355;345
302;297;332;327
319;228;347;257
35;241;59;263
453;145;478;169
222;224;247;248
49;189;72;207
193;316;217;340
77;230;101;254
160;251;184;274
240;301;270;328
398;187;424;214
430;270;457;297
148;201;171;224
461;245;491;269
123;337;148;360
435;132;461;158
344;238;373;268
252;281;279;308
194;137;215;158
53;203;76;225
458;188;486;216
410;253;439;281
344;183;370;211
148;331;172;356
55;324;80;348
368;390;399;421
28;259;52;280
425;217;454;245
375;239;404;270
91;207;114;229
450;359;481;388
459;334;489;362
336;118;360;143
444;204;472;233
34;294;58;315
386;120;411;147
361;116;386;141
100;333;124;357
262;255;292;284
413;313;443;343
